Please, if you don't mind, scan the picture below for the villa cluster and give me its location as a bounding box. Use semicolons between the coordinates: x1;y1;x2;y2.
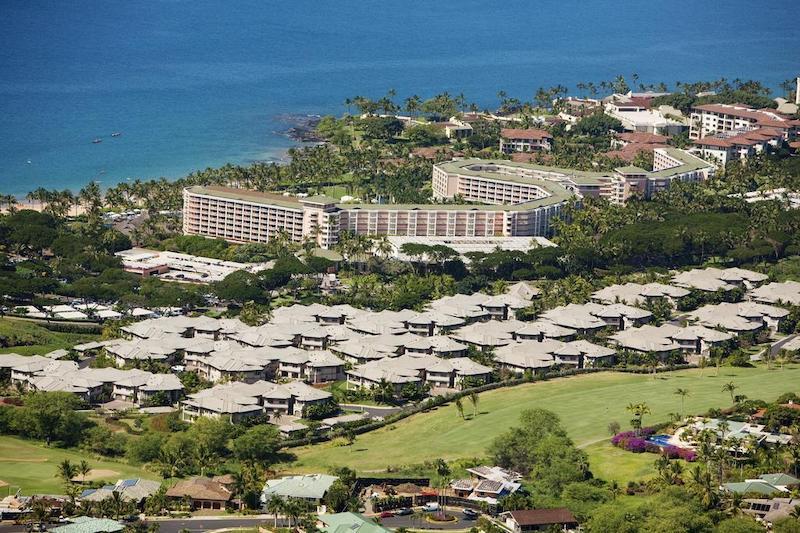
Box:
0;266;792;439
182;148;712;248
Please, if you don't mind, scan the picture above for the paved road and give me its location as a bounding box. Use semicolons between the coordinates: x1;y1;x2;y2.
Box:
145;517;277;533
380;510;479;530
770;334;798;357
0;518;277;533
339;404;404;418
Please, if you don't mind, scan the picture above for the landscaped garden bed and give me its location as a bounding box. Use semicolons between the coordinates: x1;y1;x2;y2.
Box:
612;428;696;461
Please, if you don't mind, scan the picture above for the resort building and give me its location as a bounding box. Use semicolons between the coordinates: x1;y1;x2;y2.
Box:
499;128;553;153
432;151;713;207
116;247;272;283
183;152;713;248
689;103;799;141
605;102;686;136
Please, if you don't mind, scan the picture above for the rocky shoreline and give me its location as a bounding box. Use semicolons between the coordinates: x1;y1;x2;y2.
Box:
275;113;325;143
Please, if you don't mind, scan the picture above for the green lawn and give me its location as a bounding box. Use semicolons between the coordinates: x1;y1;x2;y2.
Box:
583;441;660;484
0;435;157;494
0;317;100;356
290;365;800;475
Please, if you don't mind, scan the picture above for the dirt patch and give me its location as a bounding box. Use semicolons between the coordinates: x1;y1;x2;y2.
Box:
72;469;119;482
0;457;48;463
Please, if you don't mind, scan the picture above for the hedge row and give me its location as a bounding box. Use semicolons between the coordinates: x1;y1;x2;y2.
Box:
281;363;697;449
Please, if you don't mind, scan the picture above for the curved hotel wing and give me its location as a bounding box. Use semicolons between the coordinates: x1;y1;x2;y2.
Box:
183;148;712;249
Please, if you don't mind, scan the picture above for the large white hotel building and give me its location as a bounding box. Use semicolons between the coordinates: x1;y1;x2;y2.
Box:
183;148;712;249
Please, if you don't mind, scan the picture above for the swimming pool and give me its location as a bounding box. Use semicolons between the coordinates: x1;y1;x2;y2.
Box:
647;434;672;447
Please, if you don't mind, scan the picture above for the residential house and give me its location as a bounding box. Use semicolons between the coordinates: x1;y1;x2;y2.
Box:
317;512;391;533
80;479;161;507
403;335;469;358
451;466;522;505
405;312;465;336
742;497;800;524
261;474;338;512
687;301;789;334
166;477;232;510
112;373;183;406
425;357;492;389
51;517;124;533
591;282;689;307
502;509;579;533
672;267;768;293
750;281;800;307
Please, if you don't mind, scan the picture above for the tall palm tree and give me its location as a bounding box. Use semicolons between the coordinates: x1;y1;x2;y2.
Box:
57;459;77;485
433;458;450;519
688;465;718;509
78;460;91;483
674;388;689;418
722;382;738;405
232;471;247;511
626;402;651;436
454;398;465;420
108;490;127;519
468;391;479;418
267;495;284;528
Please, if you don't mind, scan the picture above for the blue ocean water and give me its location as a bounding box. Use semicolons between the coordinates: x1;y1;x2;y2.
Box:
1;0;798;196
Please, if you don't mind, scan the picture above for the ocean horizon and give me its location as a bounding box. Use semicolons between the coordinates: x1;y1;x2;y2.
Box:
1;0;799;196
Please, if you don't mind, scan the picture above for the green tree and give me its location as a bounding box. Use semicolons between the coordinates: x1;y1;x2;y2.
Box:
230;425;281;467
57;459;77;484
14;392;87;446
722;381;738;405
489;409;589;497
674;388;689;419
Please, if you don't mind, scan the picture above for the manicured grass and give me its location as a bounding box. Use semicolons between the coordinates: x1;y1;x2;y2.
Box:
583;441;660;484
290;365;800;474
326;380;382;407
0;317;100;356
0;435;158;494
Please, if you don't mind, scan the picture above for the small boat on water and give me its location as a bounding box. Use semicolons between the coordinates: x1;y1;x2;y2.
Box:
92;138;102;144
111;132;122;137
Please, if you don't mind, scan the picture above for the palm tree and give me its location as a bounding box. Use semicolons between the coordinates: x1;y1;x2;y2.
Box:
57;459;77;484
232;471;247;511
722;381;738;405
78;460;91;483
454;398;465;420
698;355;708;377
433;458;450;519
267;495;284;528
374;235;393;259
108;490;127;519
626;402;651;436
674;388;689;418
344;428;356;451
468;391;479;418
688;465;718;509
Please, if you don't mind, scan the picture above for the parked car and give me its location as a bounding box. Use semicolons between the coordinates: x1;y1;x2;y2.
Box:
422;502;440;512
463;508;479;519
379;511;394;518
395;508;413;516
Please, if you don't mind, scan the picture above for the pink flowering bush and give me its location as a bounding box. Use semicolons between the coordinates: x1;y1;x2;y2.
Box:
611;429;696;461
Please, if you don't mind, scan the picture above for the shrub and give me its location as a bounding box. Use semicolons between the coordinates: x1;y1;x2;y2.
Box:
627;438;647;453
